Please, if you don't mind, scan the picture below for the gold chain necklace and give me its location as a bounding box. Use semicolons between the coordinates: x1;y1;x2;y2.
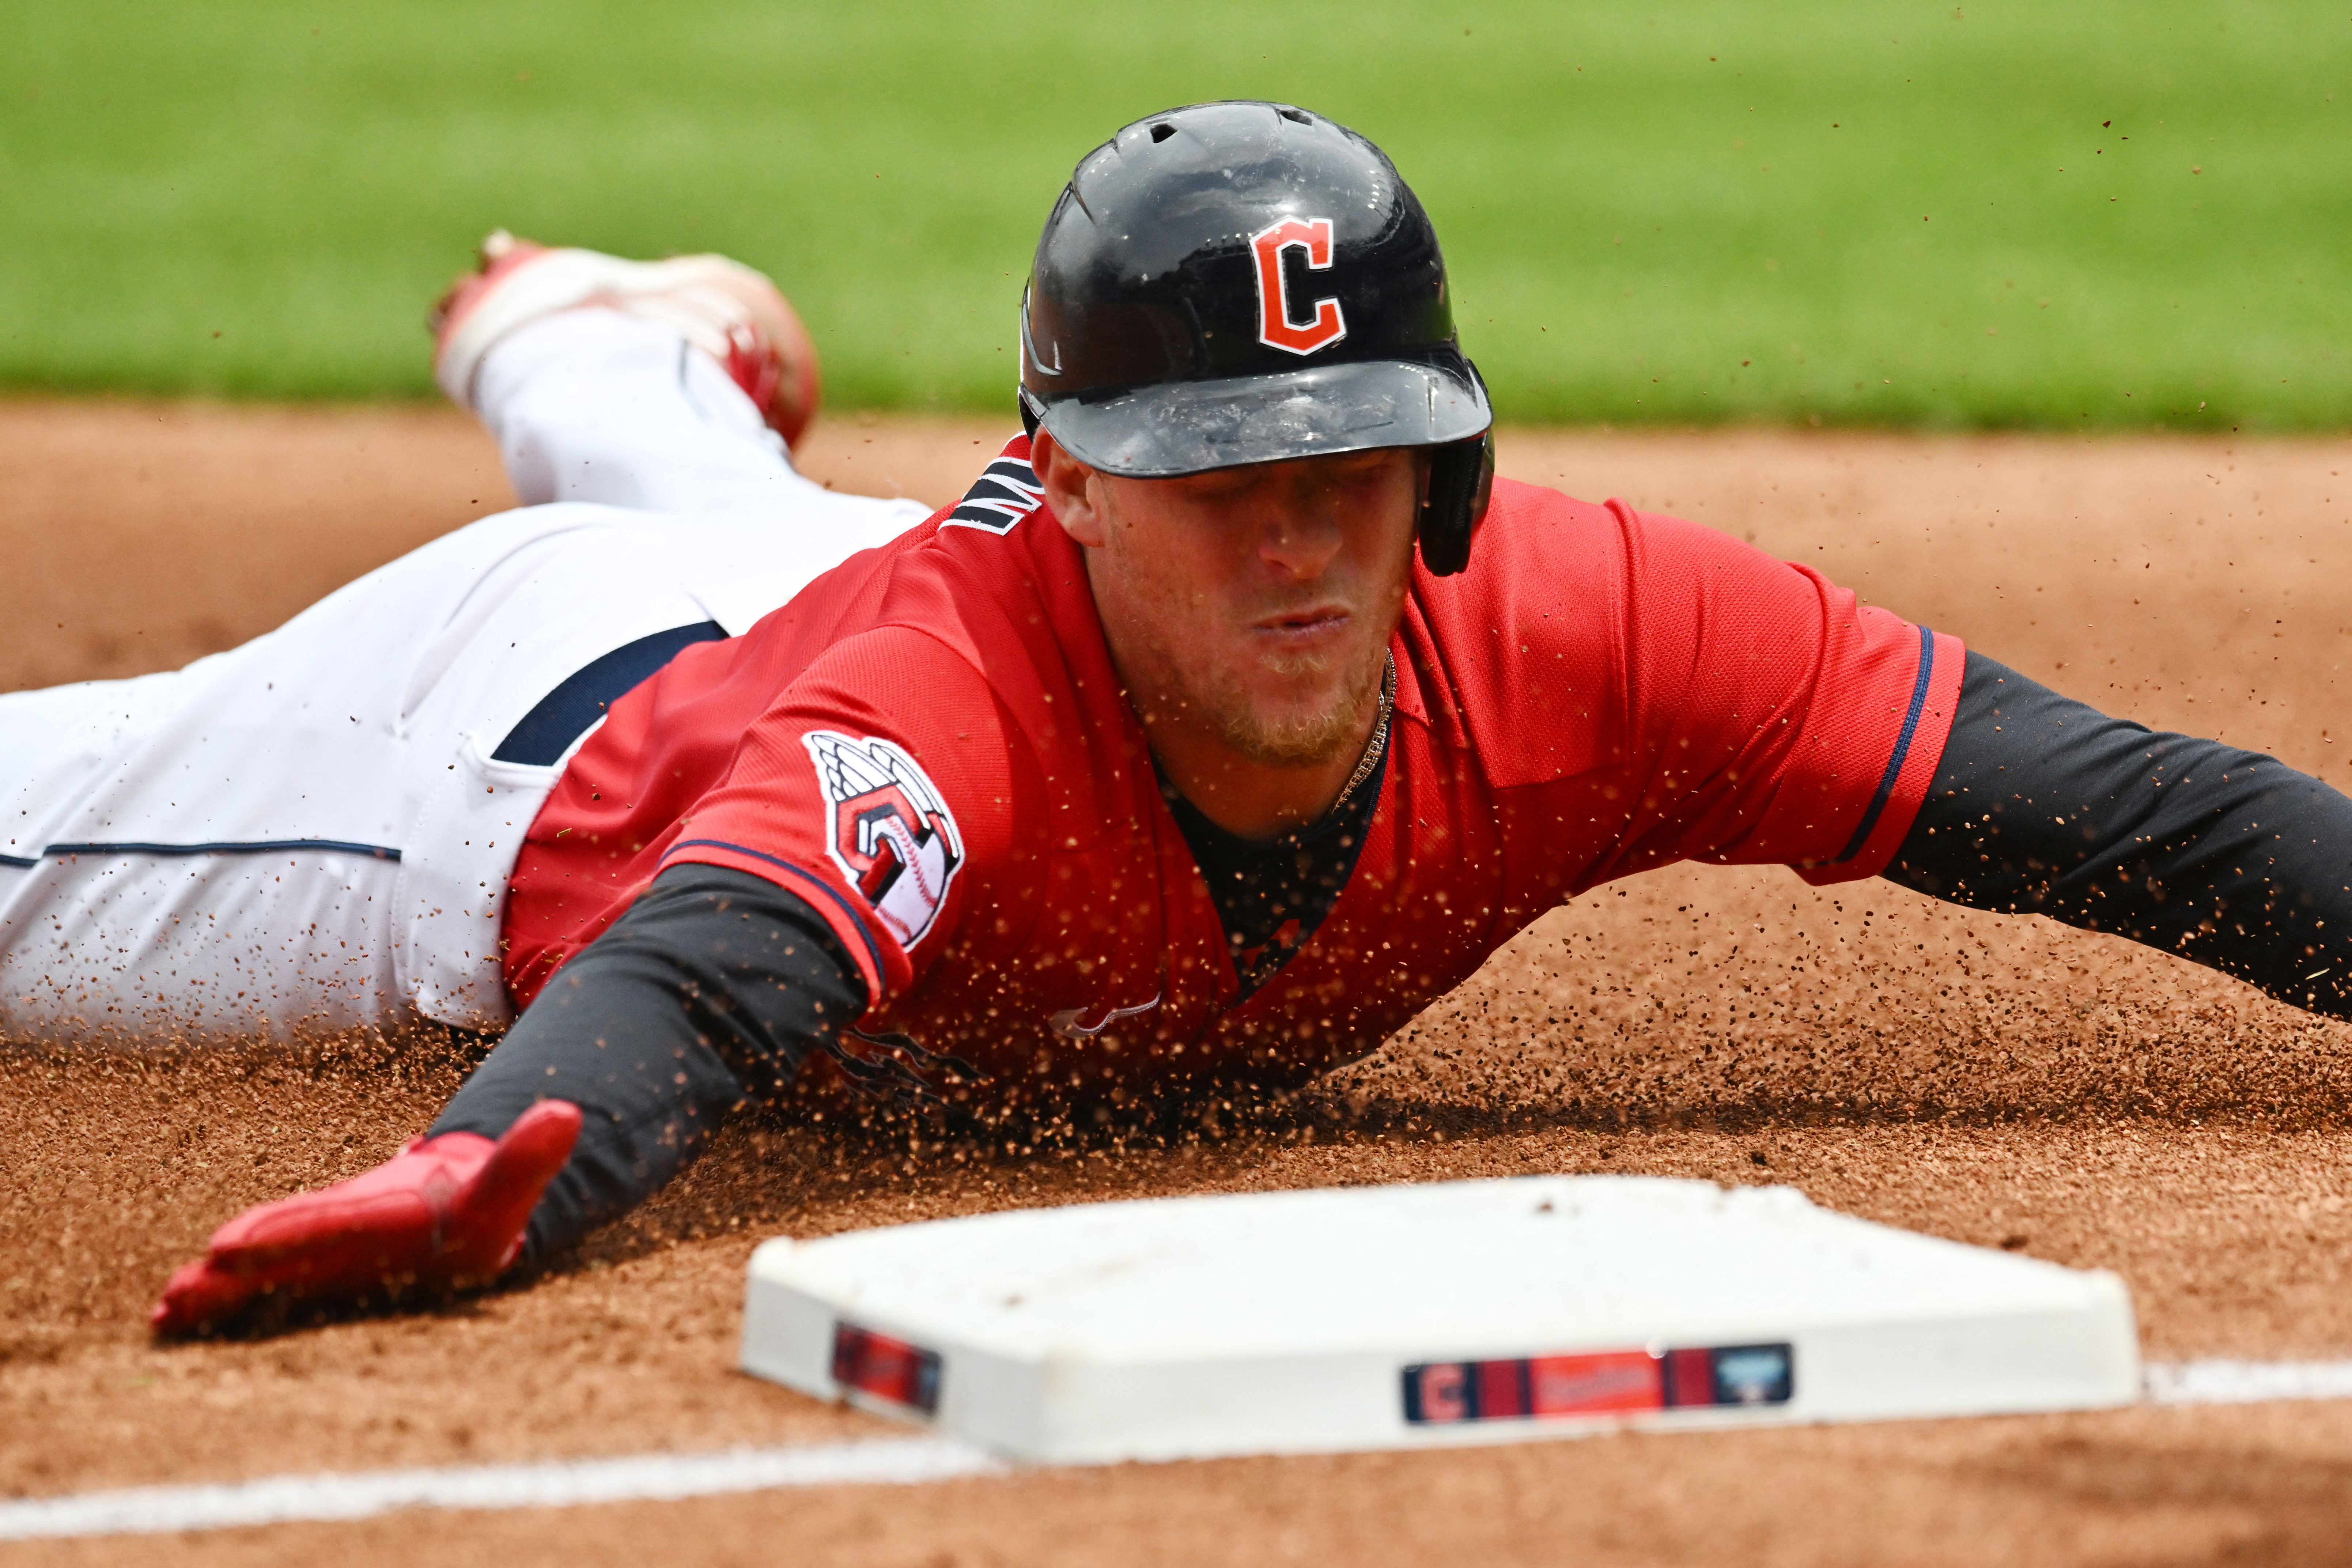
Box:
1330;653;1396;812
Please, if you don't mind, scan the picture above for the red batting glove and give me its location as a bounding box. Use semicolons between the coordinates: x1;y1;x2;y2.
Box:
151;1099;582;1336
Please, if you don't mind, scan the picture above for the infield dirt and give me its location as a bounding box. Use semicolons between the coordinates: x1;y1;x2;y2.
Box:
7;401;2352;1564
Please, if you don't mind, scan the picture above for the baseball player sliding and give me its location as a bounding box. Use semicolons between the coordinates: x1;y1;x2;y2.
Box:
11;103;2332;1333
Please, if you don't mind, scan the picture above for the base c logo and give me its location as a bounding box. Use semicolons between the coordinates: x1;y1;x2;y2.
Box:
1251;217;1348;356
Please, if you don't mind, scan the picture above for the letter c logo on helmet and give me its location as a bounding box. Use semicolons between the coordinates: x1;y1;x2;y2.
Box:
1019;102;1494;573
1251;217;1347;356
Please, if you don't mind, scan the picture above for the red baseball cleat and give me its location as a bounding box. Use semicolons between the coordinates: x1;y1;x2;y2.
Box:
151;1098;582;1336
430;230;823;450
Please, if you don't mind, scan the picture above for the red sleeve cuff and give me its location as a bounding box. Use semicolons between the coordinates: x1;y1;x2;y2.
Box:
1797;628;1966;885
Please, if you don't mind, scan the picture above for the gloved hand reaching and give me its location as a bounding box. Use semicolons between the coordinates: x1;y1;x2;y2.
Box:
151;1099;581;1336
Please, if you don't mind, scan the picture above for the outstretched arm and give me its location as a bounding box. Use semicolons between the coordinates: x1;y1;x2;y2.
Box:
152;865;865;1333
1883;651;2352;1018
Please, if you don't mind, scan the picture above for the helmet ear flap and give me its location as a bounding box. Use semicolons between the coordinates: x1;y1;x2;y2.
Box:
1418;428;1494;577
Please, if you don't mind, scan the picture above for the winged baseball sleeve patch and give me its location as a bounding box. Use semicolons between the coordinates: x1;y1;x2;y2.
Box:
801;731;966;948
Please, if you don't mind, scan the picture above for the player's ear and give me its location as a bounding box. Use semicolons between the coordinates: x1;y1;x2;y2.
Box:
1031;431;1110;548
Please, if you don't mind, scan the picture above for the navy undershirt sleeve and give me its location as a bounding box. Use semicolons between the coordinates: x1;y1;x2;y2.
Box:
430;864;867;1263
1883;651;2352;1018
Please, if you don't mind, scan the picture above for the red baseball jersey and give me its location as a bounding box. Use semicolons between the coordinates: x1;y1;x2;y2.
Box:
502;436;1963;1102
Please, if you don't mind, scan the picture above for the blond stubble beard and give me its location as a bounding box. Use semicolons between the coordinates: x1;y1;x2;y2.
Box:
1150;632;1388;768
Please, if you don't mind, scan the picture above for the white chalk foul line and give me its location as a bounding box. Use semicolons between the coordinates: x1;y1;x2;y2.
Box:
2143;1358;2352;1407
10;1359;2352;1542
0;1436;1001;1542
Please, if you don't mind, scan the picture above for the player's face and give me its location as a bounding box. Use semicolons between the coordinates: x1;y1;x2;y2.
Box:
1042;439;1422;772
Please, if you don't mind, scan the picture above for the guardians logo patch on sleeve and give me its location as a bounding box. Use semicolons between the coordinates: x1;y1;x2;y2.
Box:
802;731;966;948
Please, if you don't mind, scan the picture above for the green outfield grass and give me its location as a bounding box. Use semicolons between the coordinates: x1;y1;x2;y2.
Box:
4;1;2347;428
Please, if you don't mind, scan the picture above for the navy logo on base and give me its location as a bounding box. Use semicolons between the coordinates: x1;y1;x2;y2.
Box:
832;1322;943;1416
1402;1342;1794;1423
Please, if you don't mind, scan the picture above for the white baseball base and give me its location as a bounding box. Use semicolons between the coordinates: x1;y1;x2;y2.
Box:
738;1176;2140;1463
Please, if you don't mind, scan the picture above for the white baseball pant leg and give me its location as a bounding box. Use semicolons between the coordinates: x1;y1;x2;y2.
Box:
0;309;931;1045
